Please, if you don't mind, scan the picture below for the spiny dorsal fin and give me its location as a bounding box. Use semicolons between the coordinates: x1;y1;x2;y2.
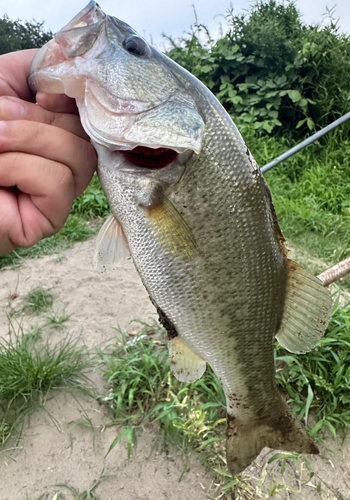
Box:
93;214;130;273
144;190;199;259
168;337;206;382
275;259;333;354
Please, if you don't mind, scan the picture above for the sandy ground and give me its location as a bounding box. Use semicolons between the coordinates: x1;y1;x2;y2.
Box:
0;238;349;500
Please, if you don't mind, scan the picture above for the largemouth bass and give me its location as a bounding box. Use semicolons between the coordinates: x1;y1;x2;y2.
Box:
28;1;332;475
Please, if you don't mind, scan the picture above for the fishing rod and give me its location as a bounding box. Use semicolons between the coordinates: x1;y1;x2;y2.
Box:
261;112;350;174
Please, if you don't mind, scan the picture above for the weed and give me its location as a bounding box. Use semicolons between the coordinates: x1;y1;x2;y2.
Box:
167;0;350;136
55;472;111;500
26;326;43;343
0;326;93;446
98;320;225;458
45;307;71;330
97;310;350;498
71;174;109;219
21;287;53;314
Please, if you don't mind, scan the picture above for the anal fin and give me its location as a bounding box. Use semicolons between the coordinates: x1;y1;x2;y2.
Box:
169;337;206;382
276;259;333;354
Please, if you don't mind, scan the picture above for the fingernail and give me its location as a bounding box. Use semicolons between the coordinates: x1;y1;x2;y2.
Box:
0;121;6;133
0;98;25;119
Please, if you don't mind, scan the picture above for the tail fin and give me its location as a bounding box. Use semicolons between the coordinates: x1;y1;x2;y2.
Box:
226;404;318;475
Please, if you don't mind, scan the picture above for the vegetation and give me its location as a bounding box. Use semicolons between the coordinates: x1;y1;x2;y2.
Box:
97;320;226;459
0;289;93;446
19;287;54;314
0;214;95;269
0;15;52;54
250;127;350;277
167;0;350;135
0;326;92;446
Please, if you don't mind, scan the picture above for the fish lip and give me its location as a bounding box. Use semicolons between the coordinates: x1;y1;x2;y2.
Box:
58;0;105;33
28;39;67;84
28;1;106;85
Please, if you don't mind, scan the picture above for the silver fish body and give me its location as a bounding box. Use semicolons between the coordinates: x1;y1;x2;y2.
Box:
29;1;332;475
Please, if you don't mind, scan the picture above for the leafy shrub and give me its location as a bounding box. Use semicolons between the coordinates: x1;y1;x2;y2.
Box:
167;0;350;136
0;15;52;54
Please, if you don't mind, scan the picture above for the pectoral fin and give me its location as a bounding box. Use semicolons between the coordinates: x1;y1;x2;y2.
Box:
276;259;332;353
93;214;130;273
144;190;198;259
169;337;206;382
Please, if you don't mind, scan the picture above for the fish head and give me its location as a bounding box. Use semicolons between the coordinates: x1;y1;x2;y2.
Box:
29;0;205;180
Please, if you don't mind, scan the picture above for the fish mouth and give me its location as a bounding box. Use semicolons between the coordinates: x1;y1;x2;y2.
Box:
120;146;178;169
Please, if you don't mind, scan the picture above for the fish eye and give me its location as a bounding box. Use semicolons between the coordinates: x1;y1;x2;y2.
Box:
124;35;146;56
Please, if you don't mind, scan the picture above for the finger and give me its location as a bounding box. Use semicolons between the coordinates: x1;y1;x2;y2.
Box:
0;188;67;253
36;92;79;114
0;96;88;140
0;120;96;196
0;152;74;236
0;49;38;101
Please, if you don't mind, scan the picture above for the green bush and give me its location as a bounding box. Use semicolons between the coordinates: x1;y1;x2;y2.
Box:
167;0;350;136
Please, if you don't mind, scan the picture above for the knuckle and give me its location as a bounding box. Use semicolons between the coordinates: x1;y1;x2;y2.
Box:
0;123;8;150
56;163;75;193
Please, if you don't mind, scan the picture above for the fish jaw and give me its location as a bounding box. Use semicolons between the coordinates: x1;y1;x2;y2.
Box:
28;1;105;97
28;2;205;154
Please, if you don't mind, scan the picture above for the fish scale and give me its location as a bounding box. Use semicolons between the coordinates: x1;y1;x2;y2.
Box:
28;0;332;476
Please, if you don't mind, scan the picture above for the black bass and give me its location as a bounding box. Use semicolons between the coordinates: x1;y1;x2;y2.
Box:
28;1;332;475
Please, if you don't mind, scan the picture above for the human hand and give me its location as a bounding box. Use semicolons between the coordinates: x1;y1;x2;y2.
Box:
0;49;97;256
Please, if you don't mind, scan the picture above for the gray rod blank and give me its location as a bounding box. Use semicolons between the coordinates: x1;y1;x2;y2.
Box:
261;112;350;173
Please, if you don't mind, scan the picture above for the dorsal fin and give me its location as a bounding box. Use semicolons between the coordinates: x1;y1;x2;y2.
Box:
275;259;332;354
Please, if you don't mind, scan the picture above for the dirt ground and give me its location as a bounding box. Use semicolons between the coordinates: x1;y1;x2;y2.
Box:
0;238;350;500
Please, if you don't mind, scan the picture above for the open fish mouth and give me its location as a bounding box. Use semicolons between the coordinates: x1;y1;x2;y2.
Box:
121;146;178;169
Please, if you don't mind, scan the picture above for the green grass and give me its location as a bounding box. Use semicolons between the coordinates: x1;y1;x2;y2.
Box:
45;307;71;330
71;173;110;219
25;472;112;500
97;320;226;463
20;287;53;314
0;324;93;446
54;476;106;500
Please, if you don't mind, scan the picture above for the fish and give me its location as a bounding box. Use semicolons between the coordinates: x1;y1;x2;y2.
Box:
28;1;333;476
